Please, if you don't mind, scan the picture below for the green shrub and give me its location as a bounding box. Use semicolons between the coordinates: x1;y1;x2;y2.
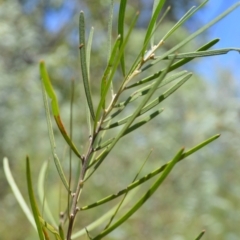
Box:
3;1;240;239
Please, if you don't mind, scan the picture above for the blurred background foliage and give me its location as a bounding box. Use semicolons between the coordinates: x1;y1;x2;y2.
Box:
0;0;240;239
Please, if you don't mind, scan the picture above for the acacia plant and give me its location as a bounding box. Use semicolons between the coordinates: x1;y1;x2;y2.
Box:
3;0;240;239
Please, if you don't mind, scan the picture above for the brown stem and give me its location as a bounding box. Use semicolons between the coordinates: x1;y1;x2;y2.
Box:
66;130;101;239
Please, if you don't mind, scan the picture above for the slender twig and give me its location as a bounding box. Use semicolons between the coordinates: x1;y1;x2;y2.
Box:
66;123;103;239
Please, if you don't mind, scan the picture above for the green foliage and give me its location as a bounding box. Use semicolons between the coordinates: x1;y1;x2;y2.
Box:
2;1;240;239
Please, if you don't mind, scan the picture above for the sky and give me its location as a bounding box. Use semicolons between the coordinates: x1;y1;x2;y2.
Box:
193;0;240;81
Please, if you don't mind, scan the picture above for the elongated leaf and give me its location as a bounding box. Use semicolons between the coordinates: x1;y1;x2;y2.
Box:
59;225;65;240
38;161;57;227
106;0;115;100
162;0;208;41
71;189;138;239
94;137;115;151
109;11;140;89
114;71;188;109
126;38;219;89
103;107;164;130
38;217;62;240
99;36;121;114
103;72;187;124
118;0;127;75
104;150;152;229
150;0;161;48
195;230;205;240
142;0;166;56
168;48;240;59
3;157;36;230
40;61;82;159
85;27;94;135
26;156;45;240
107;0;114;61
55;153;71;192
85;27;94;133
41;82;70;192
126;5;169;79
139;73;192;115
86;27;94;77
143;2;240;71
54;116;82;159
98;109;163;150
40;61;59;116
123;108;164;136
94;12;139;131
79;11;95;120
81;134;220;210
92;148;184;240
69;79;74;197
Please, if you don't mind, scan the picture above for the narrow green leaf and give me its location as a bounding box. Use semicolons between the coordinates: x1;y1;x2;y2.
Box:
94;12;139;131
38;161;57;227
59;225;65;240
139;73;192;115
26;156;45;240
86;27;94;77
162;1;208;41
72;189;138;239
69;79;74;197
195;230;205;240
98;36;121;115
143;2;240;71
93;138;115;151
114;71;188;109
123;108;164;136
126;38;219;89
92;148;184;240
150;0;160;48
41;83;71;192
102;107;124;123
85;27;94;135
38;217;62;240
118;0;127;75
54;153;71;193
40;61;82;159
181;134;220;159
104;71;188;127
3;157;36;230
81;134;220;210
107;0;115;98
40;61;59;116
142;0;166;56
112;11;140;88
126;5;170;80
98;108;163;148
168;48;240;59
103;107;163;130
104;149;152;229
54;116;82;159
107;0;114;61
79;11;95;120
